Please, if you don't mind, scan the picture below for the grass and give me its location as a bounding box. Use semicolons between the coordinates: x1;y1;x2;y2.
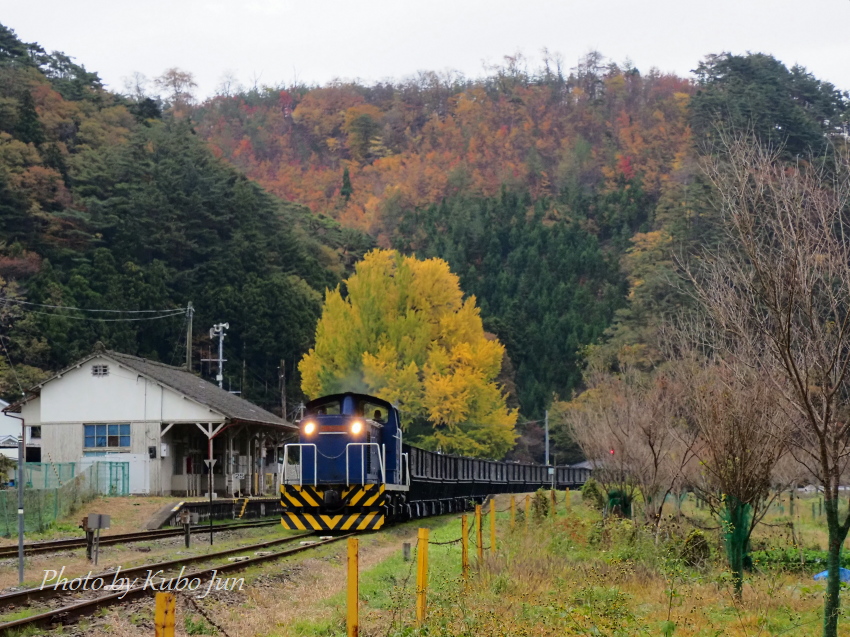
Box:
16;490;850;636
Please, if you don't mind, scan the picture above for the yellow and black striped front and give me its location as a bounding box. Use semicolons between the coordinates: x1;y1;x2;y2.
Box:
280;484;385;531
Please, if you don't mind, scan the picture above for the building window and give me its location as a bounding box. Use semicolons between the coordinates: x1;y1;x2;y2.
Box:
84;424;130;449
30;426;41;439
91;364;109;377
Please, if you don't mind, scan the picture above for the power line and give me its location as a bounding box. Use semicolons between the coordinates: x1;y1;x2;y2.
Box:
8;308;186;322
0;297;182;313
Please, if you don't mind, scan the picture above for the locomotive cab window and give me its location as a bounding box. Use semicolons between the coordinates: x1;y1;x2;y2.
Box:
310;399;341;415
365;403;387;423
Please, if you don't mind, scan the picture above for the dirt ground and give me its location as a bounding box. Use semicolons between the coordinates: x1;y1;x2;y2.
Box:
0;495;211;547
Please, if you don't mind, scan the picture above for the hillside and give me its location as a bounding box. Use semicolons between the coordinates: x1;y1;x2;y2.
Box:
1;20;846;457
191;52;848;459
0;24;372;412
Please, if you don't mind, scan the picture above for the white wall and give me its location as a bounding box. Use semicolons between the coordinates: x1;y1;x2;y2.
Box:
80;454;150;495
0;399;24;440
21;355;227;495
37;356;224;424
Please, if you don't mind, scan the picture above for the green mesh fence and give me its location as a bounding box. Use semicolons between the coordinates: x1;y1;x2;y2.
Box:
720;496;753;583
25;462;77;489
0;461;129;536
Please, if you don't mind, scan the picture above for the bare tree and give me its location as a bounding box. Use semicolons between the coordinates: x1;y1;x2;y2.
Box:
561;363;695;532
666;337;789;598
686;136;850;636
123;71;150;101
216;70;242;98
154;67;197;112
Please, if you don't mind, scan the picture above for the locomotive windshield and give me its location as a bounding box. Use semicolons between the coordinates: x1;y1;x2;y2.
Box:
305;393;392;421
307;398;341;415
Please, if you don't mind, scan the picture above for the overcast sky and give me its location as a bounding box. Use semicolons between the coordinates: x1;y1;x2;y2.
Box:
4;0;849;99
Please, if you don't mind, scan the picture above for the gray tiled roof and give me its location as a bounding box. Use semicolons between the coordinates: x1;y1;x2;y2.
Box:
105;351;292;428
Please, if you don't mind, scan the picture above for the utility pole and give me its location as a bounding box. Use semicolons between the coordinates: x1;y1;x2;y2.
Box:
279;359;287;421
203;323;229;389
544;409;549;466
185;302;194;371
17;433;24;584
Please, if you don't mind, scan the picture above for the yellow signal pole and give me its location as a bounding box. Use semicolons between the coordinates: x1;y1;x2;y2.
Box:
347;537;358;637
154;592;176;637
461;514;469;580
416;528;429;626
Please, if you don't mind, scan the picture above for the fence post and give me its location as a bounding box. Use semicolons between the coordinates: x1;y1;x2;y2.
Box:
489;499;496;556
461;514;469;580
416;528;429;626
565;488;571;510
551;489;556;515
347;537;358;637
510;495;516;529
475;505;483;563
154;592;176;637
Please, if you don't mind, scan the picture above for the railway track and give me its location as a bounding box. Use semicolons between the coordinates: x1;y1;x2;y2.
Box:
0;531;352;634
0;518;281;559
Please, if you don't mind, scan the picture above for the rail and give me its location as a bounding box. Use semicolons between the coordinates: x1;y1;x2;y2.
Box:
282;443;317;486
0;532;350;634
345;443;385;486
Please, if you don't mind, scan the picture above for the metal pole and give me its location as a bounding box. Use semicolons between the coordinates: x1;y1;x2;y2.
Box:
185;302;193;370
544;409;549;467
209;437;214;545
280;359;287;421
217;327;224;389
17;432;24;585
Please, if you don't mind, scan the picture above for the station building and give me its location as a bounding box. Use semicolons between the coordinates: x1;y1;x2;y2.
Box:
3;344;296;496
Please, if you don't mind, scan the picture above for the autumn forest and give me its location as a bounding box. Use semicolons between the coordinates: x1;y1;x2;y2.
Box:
0;23;847;462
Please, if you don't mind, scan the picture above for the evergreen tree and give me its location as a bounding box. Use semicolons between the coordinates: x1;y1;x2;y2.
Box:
340;166;352;201
15;90;44;146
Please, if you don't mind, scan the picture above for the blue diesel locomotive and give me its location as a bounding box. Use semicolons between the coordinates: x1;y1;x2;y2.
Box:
280;392;590;532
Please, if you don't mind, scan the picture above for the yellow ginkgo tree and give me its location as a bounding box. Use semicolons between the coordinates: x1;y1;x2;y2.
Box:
299;249;517;458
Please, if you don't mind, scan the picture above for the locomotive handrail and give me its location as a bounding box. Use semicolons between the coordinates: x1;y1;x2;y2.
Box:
282;443;317;486
345;443;385;486
402;452;410;486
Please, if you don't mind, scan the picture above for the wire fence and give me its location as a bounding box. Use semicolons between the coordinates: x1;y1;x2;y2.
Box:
0;461;127;535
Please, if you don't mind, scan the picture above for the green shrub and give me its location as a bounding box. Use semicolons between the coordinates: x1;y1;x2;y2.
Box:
532;488;551;520
581;478;606;510
682;529;711;567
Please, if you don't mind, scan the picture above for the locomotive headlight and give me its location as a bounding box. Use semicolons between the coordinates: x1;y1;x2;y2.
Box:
303;421;316;435
351;420;363;435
